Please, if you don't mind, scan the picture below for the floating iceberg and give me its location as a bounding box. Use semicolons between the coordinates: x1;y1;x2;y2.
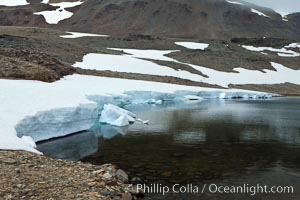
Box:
99;104;136;126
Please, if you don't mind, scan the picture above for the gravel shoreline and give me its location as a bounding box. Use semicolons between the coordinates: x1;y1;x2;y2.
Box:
0;150;142;200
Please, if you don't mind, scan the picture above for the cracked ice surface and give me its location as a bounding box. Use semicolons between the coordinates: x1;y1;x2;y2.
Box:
0;75;275;153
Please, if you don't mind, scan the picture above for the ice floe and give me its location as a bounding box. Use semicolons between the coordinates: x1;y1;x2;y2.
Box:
34;1;83;24
60;32;109;38
242;45;300;57
175;42;209;50
0;0;29;6
0;75;275;153
251;8;269;17
99;104;136;126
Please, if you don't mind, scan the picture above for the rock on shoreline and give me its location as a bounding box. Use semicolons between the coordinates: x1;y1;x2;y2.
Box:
0;150;142;200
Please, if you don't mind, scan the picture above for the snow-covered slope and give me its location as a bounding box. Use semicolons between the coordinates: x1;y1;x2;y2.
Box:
74;47;300;88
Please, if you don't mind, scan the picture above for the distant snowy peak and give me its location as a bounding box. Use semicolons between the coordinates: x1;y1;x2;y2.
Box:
225;0;295;21
226;0;270;18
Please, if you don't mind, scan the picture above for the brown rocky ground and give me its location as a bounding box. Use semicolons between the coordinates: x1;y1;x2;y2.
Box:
0;150;142;200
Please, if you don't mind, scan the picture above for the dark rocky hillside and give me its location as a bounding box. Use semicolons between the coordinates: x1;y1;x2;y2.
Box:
56;0;300;40
0;0;300;40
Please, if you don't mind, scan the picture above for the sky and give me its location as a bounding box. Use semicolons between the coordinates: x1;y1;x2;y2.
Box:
244;0;300;15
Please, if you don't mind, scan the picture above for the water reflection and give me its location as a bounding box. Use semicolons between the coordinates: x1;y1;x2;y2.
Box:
37;97;300;197
37;131;98;161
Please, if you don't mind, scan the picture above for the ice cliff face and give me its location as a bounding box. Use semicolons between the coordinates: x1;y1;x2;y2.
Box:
0;75;279;153
15;104;98;142
14;89;277;144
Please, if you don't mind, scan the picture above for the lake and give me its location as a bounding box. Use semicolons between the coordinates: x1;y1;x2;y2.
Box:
37;97;300;199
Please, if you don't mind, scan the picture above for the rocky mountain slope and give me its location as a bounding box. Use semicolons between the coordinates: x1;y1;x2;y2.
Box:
59;0;300;40
0;1;300;95
0;0;300;40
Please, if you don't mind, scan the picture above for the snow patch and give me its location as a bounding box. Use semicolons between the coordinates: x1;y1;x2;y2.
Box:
108;48;178;62
242;45;300;57
34;1;83;24
285;43;300;49
103;48;300;87
251;8;269;18
193;62;300;87
0;0;29;6
41;0;49;4
226;0;243;5
73;52;205;83
175;42;209;50
60;32;109;38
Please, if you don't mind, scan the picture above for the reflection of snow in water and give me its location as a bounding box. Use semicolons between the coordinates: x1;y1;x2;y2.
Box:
173;130;206;145
37;131;98;161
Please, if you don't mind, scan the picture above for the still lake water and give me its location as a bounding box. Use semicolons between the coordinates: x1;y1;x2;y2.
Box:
37;97;300;199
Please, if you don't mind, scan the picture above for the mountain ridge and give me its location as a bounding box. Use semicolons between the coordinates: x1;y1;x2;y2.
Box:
1;0;300;40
